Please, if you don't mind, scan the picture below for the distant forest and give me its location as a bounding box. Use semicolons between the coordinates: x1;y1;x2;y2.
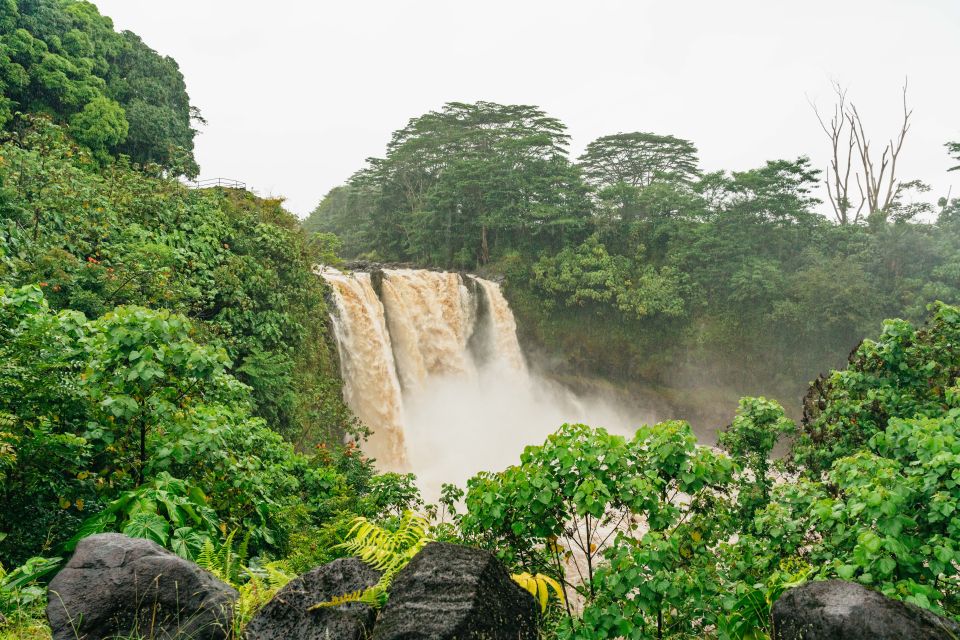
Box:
305;100;960;417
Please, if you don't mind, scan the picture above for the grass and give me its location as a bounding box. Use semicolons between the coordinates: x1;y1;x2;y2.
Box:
0;610;52;640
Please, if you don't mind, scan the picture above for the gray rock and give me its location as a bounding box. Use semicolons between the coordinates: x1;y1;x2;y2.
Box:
47;533;237;640
243;557;381;640
773;579;960;640
372;542;538;640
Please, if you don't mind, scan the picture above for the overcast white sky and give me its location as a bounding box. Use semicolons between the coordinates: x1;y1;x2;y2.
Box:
92;0;959;218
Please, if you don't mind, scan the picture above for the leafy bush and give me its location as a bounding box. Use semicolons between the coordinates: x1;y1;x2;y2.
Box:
0;556;60;633
65;473;220;559
795;302;960;474
719;397;795;525
797;408;960;614
464;421;736;636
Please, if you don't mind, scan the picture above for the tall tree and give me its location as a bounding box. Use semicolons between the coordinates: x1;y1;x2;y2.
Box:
0;0;198;173
578;132;700;226
107;31;199;176
578;132;701;189
346;101;590;266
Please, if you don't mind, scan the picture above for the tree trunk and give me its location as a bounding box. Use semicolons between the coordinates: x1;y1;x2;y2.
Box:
480;225;489;265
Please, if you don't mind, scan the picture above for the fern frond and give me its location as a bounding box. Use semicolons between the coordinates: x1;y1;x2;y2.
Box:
309;589;366;609
196;538;218;575
228;558;294;635
237;530;251;571
264;562;293;591
221;529;237;582
315;510;432;611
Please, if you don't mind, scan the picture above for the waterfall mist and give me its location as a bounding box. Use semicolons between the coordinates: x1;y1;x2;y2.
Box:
403;362;649;498
322;267;651;497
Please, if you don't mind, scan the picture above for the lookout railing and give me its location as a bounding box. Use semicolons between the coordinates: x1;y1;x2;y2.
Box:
190;178;247;189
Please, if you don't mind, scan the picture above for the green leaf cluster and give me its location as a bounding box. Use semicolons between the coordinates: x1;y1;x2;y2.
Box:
0;0;198;172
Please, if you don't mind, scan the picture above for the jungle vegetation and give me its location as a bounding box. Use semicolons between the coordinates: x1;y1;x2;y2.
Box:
2;1;960;639
305;100;960;422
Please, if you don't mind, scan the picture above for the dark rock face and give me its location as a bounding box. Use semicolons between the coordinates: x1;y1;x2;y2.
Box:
244;557;381;640
773;579;960;640
47;533;237;640
372;542;538;640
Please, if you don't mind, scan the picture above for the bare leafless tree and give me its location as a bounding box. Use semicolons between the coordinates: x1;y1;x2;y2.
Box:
812;83;859;225
811;81;912;224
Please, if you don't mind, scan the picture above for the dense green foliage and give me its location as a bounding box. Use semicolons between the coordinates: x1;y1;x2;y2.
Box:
0;0;198;173
795;302;960;474
4;6;960;639
307;101;960;419
1;117;353;448
455;303;960;638
0;114;374;578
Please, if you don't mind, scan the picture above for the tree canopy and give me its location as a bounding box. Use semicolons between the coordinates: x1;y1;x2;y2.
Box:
307;100;960;424
578;132;701;189
0;0;198;173
307;101;591;267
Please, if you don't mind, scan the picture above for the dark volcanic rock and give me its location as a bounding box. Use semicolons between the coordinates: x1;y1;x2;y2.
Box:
244;557;381;640
773;579;960;640
372;542;538;640
47;533;237;640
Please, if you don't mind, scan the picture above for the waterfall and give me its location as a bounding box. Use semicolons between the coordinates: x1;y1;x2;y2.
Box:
475;279;527;374
322;266;642;493
379;269;479;392
321;269;408;470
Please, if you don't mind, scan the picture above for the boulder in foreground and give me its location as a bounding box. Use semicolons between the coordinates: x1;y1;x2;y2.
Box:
47;532;237;640
372;541;538;640
243;557;381;640
772;579;960;640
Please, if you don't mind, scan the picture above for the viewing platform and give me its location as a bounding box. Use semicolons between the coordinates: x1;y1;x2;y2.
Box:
189;178;247;190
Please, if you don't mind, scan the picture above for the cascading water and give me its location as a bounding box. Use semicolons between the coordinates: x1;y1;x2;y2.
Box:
475;278;527;373
321;269;408;469
322;266;642;494
379;269;478;392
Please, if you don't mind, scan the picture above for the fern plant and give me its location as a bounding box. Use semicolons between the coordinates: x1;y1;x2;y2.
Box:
310;510;432;610
231;562;293;634
195;532;293;637
196;530;249;585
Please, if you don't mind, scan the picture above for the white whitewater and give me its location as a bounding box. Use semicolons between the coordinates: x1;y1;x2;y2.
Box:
321;267;642;495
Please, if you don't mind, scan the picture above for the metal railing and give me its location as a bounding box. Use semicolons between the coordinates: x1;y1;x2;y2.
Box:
190;178;247;190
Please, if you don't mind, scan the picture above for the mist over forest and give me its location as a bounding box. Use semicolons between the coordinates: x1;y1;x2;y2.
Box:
304;99;960;429
1;2;959;639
